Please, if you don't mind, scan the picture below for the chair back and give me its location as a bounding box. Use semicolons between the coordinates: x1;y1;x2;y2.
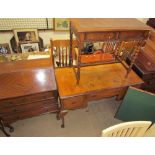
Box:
50;39;78;67
102;40;120;54
101;121;152;137
115;40;141;61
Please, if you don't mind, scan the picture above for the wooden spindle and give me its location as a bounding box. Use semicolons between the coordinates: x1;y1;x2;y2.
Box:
66;46;68;66
62;47;64;67
58;46;61;67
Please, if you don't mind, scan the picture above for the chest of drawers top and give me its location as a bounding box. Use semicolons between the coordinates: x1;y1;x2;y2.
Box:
0;58;57;100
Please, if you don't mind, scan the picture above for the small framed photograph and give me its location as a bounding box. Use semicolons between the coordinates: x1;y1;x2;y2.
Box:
20;42;39;53
14;29;39;44
54;18;70;31
0;43;11;54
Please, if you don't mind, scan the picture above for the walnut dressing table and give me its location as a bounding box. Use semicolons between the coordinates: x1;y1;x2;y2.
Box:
69;18;151;84
0;57;59;136
55;63;143;127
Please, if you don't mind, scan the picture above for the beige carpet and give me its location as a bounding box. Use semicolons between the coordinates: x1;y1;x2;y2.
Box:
0;97;154;137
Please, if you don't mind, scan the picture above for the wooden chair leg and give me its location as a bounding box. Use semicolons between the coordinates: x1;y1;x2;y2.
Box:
116;88;128;101
0;118;14;137
59;110;68;128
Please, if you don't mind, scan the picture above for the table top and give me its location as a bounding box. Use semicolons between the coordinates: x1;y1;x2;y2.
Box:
0;56;53;75
55;63;143;98
70;18;151;33
0;57;57;100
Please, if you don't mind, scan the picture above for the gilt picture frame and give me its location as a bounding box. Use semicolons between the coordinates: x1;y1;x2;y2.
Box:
53;18;70;31
14;29;39;44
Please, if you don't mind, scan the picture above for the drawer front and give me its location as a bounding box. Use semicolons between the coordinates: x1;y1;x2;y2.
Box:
85;32;116;42
147;79;155;87
119;31;146;40
0;91;56;108
29;91;57;102
2;105;57;124
88;88;121;101
142;74;152;80
151;73;155;79
142;72;155;81
62;95;87;110
0;98;58;115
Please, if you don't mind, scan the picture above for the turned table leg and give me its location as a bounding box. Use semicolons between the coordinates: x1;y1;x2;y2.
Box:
116;88;128;101
59;110;68;128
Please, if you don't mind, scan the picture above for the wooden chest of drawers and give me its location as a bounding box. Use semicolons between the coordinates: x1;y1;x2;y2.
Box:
126;31;155;93
0;91;58;124
0;57;59;128
126;55;155;93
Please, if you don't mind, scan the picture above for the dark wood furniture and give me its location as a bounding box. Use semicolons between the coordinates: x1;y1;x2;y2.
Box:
126;30;155;93
0;57;59;136
147;18;155;29
69;18;151;84
55;63;143;127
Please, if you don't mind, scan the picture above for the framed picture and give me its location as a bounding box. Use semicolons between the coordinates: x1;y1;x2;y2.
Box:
54;18;70;31
20;42;39;53
14;29;39;44
0;43;11;54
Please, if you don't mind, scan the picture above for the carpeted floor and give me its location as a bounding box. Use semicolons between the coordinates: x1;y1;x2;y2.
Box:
0;97;154;137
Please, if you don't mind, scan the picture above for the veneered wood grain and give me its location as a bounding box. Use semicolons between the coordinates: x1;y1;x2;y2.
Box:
55;63;143;98
0;57;53;75
0;68;57;100
70;18;151;32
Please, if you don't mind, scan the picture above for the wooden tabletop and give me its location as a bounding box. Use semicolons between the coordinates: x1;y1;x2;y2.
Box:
70;18;151;32
0;57;53;75
55;63;143;98
0;57;57;100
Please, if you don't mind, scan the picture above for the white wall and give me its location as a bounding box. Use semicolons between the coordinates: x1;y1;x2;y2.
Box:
0;18;148;53
39;30;69;47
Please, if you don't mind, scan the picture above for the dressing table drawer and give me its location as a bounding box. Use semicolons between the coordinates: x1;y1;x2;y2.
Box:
88;88;121;101
62;95;87;110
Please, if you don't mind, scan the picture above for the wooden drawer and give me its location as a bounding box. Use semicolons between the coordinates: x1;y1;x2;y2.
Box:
151;73;155;79
0;91;56;108
119;31;146;40
87;88;121;101
62;95;87;110
147;79;155;86
85;32;116;42
2;105;57;124
0;98;58;115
